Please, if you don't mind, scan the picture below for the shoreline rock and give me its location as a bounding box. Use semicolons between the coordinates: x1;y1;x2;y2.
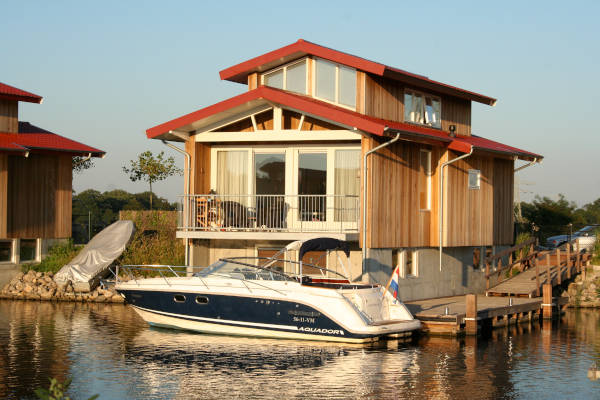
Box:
0;270;124;303
562;266;600;308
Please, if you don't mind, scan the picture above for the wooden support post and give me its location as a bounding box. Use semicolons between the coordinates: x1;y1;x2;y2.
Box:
556;248;561;285
498;258;503;282
567;245;571;279
535;256;540;297
485;261;490;290
546;253;551;285
542;284;553;319
466;294;478;335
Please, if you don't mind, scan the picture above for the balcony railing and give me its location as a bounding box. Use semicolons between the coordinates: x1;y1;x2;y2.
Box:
178;194;359;233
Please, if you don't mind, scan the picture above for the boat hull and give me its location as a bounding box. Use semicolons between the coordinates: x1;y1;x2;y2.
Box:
118;288;419;343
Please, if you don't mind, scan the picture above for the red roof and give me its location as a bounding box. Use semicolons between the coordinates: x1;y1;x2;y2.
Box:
0;82;43;104
146;86;539;160
0;122;105;156
219;39;496;106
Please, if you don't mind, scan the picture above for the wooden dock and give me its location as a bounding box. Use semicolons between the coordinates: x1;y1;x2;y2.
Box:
405;294;555;336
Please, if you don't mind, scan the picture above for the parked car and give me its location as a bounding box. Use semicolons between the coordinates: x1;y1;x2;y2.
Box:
546;225;599;248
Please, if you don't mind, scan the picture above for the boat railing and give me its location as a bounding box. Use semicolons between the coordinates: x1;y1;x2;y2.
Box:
220;257;349;281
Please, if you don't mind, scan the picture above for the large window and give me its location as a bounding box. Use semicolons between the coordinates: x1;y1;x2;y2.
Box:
404;90;441;128
334;149;360;221
298;152;327;221
217;151;248;195
314;58;356;108
263;59;307;95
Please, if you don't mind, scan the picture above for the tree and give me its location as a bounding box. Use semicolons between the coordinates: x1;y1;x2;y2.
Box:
72;156;95;174
122;151;182;210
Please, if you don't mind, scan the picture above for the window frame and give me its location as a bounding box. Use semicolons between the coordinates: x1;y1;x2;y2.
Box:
312;57;357;110
398;249;418;278
261;58;309;95
404;89;442;129
468;169;481;190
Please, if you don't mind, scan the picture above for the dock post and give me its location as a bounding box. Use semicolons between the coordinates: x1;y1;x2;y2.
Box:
466;294;478;335
566;245;571;279
535;256;540;297
556;248;561;285
542;284;553;319
485;261;490;290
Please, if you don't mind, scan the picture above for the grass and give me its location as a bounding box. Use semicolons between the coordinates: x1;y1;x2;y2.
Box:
22;240;82;274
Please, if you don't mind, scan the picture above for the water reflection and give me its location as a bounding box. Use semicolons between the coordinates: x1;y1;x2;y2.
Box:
0;300;598;399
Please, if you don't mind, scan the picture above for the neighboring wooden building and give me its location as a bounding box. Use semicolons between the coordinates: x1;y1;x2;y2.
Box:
0;82;104;265
145;40;542;300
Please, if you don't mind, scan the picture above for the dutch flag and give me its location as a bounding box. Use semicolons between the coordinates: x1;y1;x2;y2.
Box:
389;265;400;301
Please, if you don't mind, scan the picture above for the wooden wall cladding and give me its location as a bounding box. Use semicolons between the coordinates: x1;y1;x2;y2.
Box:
0;99;18;133
186;140;211;194
362;74;472;136
0;154;7;237
6;154;72;239
444;153;514;247
361;136;441;248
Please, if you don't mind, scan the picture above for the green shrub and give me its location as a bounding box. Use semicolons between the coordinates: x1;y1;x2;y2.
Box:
35;377;98;400
592;228;600;264
514;232;532;259
22;240;82;274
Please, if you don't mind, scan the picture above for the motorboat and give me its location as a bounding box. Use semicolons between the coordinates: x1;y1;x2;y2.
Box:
115;238;420;343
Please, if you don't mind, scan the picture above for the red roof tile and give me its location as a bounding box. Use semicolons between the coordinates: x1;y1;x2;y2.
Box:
146;86;539;160
0;82;43;104
219;39;496;106
0;122;104;156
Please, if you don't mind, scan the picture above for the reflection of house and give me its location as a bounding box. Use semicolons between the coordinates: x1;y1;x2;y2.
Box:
0;82;104;265
146;40;542;300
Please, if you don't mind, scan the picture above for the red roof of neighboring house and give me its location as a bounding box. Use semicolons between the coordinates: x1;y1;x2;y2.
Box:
0;122;105;156
146;86;539;160
219;39;497;106
0;82;43;104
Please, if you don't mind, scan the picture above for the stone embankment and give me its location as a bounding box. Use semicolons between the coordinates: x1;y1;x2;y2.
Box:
563;266;600;308
0;270;124;303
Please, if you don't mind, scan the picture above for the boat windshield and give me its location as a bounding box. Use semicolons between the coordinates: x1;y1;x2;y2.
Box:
194;259;296;282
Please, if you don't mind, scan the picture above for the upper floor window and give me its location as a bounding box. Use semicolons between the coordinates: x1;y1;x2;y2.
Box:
263;59;307;95
314;58;356;109
404;90;441;129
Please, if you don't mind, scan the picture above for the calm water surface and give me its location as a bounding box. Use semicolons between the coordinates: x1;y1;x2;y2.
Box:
0;300;598;399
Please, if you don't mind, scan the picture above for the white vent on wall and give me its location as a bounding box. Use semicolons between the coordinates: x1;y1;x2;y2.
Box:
468;169;481;190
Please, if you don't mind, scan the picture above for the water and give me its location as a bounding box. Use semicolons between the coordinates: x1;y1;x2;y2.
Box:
0;300;598;399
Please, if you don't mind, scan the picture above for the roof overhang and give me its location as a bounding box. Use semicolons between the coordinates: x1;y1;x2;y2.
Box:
219;39;496;106
0;82;43;104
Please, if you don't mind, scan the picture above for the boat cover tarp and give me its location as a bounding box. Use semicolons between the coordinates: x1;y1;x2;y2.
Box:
299;238;350;260
54;220;135;284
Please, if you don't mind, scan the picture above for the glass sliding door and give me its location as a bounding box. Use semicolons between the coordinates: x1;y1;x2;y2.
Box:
298;152;327;221
255;153;286;228
334;149;360;222
217;150;249;228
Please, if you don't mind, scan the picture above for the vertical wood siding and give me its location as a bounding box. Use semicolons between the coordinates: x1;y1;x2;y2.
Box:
361;136;441;248
186;140;211;194
362;74;471;136
444;153;514;247
0;100;18;133
6;154;72;239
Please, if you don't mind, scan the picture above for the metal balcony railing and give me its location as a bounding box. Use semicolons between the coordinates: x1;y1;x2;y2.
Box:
178;194;359;233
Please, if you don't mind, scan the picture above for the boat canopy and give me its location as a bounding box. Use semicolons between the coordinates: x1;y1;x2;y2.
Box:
299;238;350;260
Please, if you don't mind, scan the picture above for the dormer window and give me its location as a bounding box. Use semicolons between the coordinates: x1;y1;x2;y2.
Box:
263;59;307;95
314;58;356;109
404;90;441;129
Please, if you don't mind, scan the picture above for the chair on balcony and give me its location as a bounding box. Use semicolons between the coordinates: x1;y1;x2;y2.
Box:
219;200;251;229
196;196;222;229
256;197;288;229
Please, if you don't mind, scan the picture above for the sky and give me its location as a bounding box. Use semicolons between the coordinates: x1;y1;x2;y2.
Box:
2;0;599;206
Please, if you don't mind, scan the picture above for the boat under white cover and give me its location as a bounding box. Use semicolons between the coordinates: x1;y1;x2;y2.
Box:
115;239;420;343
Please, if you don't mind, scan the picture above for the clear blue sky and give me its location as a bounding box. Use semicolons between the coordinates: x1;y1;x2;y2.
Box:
2;0;599;205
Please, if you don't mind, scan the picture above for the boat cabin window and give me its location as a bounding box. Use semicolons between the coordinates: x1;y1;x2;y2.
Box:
195;296;209;304
173;294;186;303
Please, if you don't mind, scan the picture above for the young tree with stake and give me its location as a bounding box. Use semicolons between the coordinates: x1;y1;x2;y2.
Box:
123;151;182;210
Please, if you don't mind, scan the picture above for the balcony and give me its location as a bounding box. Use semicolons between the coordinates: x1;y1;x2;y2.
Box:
176;194;359;241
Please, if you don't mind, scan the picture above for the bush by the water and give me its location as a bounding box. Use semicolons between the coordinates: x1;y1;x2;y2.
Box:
117;211;184;267
22;240;82;274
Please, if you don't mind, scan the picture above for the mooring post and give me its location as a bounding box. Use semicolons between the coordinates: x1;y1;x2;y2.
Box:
542;284;553;319
556;248;561;285
567;245;572;279
485;261;490;290
466;294;478;335
535;256;540;297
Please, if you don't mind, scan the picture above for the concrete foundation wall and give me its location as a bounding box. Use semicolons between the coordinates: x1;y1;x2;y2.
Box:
365;246;507;301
